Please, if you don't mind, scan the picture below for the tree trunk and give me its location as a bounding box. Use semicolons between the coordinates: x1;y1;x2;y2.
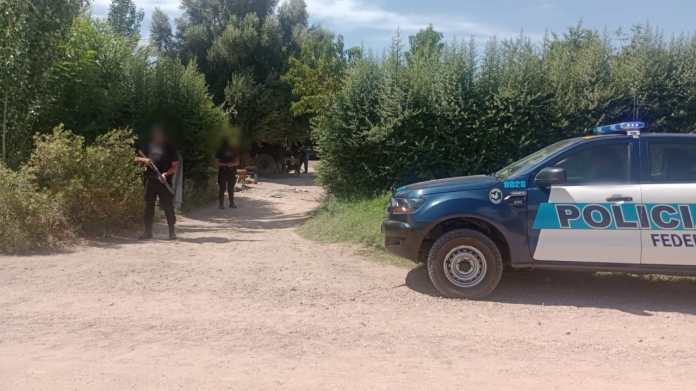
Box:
2;92;7;164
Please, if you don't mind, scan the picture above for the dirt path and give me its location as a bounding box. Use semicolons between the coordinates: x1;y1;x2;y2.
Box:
2;174;696;390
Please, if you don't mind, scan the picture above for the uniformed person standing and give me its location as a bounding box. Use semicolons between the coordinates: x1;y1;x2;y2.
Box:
216;138;239;209
302;142;311;174
135;126;179;240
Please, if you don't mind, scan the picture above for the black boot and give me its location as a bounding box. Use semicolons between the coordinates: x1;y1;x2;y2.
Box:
139;231;153;241
168;226;177;241
229;199;237;209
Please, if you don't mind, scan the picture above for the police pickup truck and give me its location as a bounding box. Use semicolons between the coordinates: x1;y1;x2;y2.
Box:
382;122;696;299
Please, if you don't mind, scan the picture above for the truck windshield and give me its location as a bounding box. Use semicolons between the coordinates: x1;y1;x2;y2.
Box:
495;139;578;180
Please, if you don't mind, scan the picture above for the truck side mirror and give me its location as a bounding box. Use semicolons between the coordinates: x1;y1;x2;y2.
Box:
535;167;566;188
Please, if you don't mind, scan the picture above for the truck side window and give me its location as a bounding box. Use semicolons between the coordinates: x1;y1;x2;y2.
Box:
647;142;696;183
553;143;630;185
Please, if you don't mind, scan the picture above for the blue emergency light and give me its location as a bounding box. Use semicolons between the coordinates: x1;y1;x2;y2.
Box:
592;121;645;135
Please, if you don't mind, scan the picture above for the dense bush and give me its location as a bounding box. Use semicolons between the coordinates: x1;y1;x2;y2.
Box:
311;25;696;196
0;0;86;166
23;16;228;187
0;126;145;253
24;126;143;235
177;0;310;147
0;163;72;253
39;17;135;141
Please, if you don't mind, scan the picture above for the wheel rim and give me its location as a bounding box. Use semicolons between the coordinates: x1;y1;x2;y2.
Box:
443;245;487;288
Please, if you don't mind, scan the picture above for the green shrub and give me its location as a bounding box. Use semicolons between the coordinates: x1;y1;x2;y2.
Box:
37;17;229;186
300;194;410;265
181;174;219;212
0;164;72;253
24;126;143;235
130;57;230;186
39;17;134;141
300;194;390;249
314;25;696;197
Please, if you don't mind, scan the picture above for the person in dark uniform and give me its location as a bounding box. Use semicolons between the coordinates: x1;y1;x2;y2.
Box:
135;126;178;240
302;142;311;174
216;138;239;209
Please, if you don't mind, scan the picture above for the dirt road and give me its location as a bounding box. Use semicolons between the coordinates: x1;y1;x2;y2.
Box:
2;174;696;390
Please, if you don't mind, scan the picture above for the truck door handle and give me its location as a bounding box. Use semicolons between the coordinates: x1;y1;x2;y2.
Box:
504;191;527;208
606;195;633;203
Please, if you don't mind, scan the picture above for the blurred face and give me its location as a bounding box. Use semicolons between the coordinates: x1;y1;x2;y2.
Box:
151;128;166;144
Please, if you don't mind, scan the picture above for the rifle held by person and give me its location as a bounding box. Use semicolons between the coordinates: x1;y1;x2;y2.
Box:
137;150;175;195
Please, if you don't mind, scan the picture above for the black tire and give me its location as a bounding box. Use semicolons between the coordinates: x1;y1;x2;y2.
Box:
427;229;503;299
256;154;278;176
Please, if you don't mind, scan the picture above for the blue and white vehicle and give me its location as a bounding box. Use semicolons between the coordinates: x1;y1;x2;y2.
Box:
382;123;696;298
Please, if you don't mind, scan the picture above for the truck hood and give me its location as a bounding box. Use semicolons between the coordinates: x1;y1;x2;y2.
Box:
397;175;497;196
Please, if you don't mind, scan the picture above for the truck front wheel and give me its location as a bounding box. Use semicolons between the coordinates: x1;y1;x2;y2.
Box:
427;229;503;299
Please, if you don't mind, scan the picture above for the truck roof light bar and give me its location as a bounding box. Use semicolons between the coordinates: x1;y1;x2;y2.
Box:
592;122;645;136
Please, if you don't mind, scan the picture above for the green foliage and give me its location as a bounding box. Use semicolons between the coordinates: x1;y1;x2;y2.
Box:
150;7;174;54
301;194;390;250
36;17;228;186
207;11;303;145
0;0;85;166
0;162;72;253
177;0;309;146
179;0;278;33
407;24;444;64
0;126;147;253
178;1;288;98
181;176;219;212
24;126;143;234
5;0;696;223
299;193;409;265
278;0;308;52
316;24;696;197
107;0;144;41
40;17;133;140
131;57;229;184
283;27;346;118
314;57;383;195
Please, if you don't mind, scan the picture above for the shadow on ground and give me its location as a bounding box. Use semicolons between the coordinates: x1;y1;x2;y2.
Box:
406;264;696;315
182;195;311;231
256;172;317;188
80;174;317;250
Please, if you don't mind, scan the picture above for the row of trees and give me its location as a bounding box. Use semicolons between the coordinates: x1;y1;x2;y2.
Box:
3;1;696;199
156;0;313;145
1;0;328;183
1;0;86;166
0;0;230;185
294;25;696;196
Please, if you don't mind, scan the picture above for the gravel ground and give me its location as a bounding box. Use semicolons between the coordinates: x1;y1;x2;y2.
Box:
2;173;696;390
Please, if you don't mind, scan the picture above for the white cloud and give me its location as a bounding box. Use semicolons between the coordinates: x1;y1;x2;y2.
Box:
90;0;520;46
535;0;558;10
301;0;516;39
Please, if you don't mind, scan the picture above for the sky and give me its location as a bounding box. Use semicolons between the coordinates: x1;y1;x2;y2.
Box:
91;0;696;50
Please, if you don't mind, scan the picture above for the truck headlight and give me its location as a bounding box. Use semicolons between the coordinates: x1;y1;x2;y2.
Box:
389;197;425;214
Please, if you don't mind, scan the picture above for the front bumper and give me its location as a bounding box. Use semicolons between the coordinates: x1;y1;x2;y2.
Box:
381;219;422;262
